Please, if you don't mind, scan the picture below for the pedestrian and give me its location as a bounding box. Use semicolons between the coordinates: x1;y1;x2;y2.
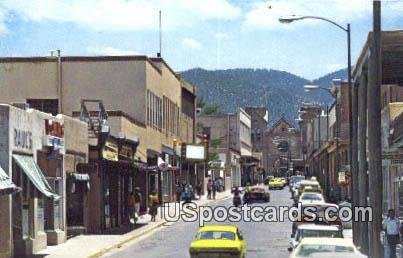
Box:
207;179;212;200
127;191;135;224
134;187;142;222
175;181;182;203
196;181;202;199
148;190;159;222
382;209;400;258
212;180;217;200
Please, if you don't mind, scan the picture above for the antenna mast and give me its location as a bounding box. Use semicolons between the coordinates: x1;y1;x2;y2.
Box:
158;10;162;57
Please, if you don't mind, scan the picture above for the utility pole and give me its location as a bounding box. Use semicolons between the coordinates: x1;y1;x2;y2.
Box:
358;70;369;254
351;75;360;246
368;1;382;257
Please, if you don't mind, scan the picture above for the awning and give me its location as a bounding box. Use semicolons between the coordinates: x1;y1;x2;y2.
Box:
70;173;90;181
13;154;60;199
0;166;21;195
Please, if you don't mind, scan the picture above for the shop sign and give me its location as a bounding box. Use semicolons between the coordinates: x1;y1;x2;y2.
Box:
338;171;346;184
120;144;133;160
103;140;118;161
13;128;32;150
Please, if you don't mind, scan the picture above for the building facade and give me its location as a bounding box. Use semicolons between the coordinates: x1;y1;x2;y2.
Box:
0;104;88;258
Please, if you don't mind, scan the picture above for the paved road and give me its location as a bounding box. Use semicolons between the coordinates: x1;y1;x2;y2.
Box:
104;188;293;258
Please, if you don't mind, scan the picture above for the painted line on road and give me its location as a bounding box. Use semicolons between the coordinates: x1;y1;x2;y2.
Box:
87;194;232;258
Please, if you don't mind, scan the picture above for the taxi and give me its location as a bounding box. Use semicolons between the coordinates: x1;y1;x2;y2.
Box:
189;225;246;258
267;178;285;190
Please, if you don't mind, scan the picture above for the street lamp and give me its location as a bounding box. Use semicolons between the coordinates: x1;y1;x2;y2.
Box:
279;14;354;202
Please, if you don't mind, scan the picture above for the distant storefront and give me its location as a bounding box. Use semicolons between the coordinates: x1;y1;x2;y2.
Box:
80;135;139;233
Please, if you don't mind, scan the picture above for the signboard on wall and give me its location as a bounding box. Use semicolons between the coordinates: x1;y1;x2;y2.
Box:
102;140;118;161
120;144;133;160
185;144;205;160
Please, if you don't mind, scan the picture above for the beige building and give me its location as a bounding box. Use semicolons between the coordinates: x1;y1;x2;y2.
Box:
0;104;88;258
197;108;252;187
0;54;196;205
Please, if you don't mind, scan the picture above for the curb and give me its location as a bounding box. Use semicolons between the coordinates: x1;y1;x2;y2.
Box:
87;193;232;258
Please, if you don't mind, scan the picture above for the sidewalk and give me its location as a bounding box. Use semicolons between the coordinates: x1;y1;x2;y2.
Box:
32;190;232;258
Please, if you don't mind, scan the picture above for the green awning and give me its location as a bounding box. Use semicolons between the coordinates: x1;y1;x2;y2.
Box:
0;166;21;195
13;154;60;199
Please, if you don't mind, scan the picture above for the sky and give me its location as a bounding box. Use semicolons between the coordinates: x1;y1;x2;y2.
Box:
0;0;402;80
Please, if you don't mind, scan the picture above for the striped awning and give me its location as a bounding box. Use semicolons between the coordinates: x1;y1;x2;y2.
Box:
13;154;60;199
0;165;21;195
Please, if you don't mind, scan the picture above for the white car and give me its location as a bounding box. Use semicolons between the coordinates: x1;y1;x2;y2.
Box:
288;224;343;252
298;192;325;204
290;237;359;258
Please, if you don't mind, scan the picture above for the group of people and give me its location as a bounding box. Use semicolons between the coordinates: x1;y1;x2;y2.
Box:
126;187;160;224
175;180;203;204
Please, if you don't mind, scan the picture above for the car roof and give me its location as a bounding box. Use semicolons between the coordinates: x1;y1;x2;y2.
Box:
300;180;320;185
297;224;341;231
198;225;237;233
299;237;354;246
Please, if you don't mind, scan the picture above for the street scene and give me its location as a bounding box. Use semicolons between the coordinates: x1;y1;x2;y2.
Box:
0;1;402;258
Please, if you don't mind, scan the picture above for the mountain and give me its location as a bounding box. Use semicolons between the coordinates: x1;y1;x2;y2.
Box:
181;68;347;125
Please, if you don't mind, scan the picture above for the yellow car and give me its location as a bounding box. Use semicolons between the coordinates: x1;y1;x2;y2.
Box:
189;225;246;258
267;178;285;190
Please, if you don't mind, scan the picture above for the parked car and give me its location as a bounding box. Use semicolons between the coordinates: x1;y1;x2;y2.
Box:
292;202;341;235
189;225;246;258
243;186;270;203
298;192;325;205
289;238;359;258
288;224;343;252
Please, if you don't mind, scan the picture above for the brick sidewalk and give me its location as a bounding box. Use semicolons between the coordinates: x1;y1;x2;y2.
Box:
31;190;231;258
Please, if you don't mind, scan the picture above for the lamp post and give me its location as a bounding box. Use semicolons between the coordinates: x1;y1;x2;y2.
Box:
280;15;359;245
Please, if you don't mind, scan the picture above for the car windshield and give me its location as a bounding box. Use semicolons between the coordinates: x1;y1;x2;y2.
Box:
296;244;355;257
301;193;323;201
301;229;343;238
292;176;305;183
197;231;235;240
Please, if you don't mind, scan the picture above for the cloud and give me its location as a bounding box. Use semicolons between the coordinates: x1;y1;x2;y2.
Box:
86;46;140;56
0;7;8;35
242;0;401;31
214;32;230;39
0;0;241;32
182;37;202;50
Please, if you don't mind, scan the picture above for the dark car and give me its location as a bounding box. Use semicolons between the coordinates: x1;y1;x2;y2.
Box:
243;186;270;203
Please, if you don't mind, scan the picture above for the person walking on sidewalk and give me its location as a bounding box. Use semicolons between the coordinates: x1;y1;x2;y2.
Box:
127;191;135;225
148;190;159;222
175;181;182;203
134;187;142;222
383;209;401;258
196;181;202;200
207;179;212;200
212;179;217;200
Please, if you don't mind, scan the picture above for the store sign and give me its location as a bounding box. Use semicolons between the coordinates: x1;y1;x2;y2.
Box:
120;144;133;160
338;172;346;184
185;144;205;160
103;140;118;161
43;120;65;154
45;119;64;138
14;128;32;150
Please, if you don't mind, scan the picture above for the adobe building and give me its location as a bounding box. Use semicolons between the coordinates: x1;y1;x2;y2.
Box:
263;117;301;176
197;108;252;188
0;104;88;258
0;54;196;205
